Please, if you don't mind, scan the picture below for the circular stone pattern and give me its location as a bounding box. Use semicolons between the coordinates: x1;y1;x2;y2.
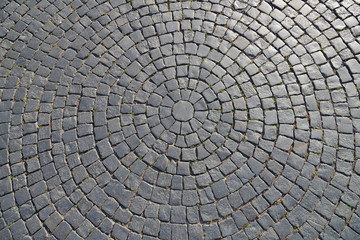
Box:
1;0;360;240
173;100;194;122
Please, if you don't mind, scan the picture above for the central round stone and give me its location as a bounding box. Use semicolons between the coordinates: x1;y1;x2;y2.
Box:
172;100;194;121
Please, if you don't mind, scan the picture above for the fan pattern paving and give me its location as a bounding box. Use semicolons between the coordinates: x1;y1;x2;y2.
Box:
0;0;360;239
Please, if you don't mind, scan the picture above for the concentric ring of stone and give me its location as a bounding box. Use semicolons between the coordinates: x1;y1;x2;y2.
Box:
1;0;360;239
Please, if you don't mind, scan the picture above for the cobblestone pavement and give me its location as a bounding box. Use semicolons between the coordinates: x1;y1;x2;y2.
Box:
1;0;360;239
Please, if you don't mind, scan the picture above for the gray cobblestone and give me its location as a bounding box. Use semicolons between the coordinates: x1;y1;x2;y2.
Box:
0;0;359;239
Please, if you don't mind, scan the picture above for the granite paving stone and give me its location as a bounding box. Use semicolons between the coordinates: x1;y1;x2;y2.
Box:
0;0;359;239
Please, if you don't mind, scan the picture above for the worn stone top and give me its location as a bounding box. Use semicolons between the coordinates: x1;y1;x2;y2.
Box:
0;0;360;239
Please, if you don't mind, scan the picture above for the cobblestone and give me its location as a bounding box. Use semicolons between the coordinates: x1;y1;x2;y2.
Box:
0;0;360;239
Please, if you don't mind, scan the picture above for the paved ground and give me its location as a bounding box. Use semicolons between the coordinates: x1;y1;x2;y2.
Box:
0;0;360;239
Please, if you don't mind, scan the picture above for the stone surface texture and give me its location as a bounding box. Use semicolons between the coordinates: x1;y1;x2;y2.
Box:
0;0;360;239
